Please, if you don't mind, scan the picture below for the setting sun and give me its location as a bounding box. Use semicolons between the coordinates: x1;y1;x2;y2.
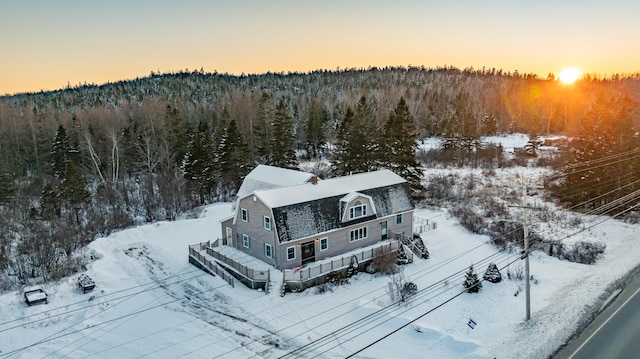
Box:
558;67;581;84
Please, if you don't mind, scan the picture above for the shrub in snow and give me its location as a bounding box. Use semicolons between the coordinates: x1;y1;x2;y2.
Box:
449;206;486;234
395;244;414;264
463;265;482;293
371;246;397;274
506;263;525;281
483;262;502;283
401;282;418;300
386;268;415;303
326;270;349;286
562;241;606;265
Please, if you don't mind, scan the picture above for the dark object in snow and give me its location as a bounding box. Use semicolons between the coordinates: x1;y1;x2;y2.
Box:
78;274;96;293
396;244;411;265
483;262;502;283
24;285;48;306
463;265;482;293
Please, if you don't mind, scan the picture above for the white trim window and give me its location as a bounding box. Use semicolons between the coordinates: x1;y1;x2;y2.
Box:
349;227;368;242
349;200;367;219
319;237;329;251
263;216;272;230
286;246;296;260
242;234;250;248
241;208;249;222
264;243;273;258
395;213;403;224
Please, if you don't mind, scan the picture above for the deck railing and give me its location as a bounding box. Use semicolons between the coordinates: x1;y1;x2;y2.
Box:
188;245;235;287
283;240;401;284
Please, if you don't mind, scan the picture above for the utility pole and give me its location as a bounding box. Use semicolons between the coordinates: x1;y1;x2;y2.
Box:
510;184;542;321
523;195;531;321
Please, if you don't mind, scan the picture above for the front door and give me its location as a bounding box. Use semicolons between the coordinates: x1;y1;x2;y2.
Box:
301;241;316;265
225;227;232;246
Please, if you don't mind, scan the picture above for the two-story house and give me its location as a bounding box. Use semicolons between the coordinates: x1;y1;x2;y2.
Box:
220;168;414;270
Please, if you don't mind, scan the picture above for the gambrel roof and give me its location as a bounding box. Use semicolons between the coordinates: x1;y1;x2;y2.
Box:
250;170;413;243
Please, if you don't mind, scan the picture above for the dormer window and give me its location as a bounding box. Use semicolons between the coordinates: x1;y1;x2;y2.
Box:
349;200;367;219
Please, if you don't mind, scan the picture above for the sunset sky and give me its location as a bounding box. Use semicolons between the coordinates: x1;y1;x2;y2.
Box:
2;0;639;95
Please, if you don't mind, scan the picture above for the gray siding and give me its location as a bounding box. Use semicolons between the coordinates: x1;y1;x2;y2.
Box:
273;210;413;269
231;195;278;267
221;181;414;270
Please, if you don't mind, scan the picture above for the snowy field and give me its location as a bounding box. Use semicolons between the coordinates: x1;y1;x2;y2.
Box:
1;192;639;358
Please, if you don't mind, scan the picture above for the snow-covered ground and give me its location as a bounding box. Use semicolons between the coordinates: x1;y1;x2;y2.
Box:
1;191;639;358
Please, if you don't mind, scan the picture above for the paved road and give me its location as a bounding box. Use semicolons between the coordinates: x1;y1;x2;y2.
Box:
555;274;640;359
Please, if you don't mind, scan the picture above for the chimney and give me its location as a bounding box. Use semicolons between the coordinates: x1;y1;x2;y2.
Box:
310;175;318;185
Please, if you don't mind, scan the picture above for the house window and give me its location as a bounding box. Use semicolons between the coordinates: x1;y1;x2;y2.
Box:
241;208;249;222
349;200;367;219
286;246;296;260
395;213;403;224
319;237;329;251
264;243;273;258
242;234;250;248
263;216;271;230
349;227;368;242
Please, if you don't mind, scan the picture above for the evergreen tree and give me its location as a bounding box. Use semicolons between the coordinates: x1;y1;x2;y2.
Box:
40;182;61;219
483;262;502;283
332;107;356;176
560;94;640;207
305;100;328;159
217;118;252;197
332;96;379;175
51;124;72;178
381;97;425;200
268;99;297;169
166;104;189;171
182;127;216;204
252;92;273;163
59;160;90;223
463;265;482;293
352;95;380;172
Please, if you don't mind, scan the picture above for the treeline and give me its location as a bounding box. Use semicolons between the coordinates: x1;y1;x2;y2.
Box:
0;66;639;287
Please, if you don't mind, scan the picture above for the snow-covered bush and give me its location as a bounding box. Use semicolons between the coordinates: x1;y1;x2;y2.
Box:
395;244;411;265
483;262;502;283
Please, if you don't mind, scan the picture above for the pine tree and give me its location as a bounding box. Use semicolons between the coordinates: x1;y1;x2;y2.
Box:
381;97;425;200
59;160;90;223
182;127;216;204
268;99;297;169
560;94;640;207
305;100;327;159
463;265;482;293
166;104;189;171
217;118;252;197
252;92;273;163
51;124;72;178
332;96;379;175
332;106;356;176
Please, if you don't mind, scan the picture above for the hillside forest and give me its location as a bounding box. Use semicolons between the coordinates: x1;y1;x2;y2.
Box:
0;66;639;289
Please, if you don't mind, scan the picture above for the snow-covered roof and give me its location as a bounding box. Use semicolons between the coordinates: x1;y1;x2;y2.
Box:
261;170;413;243
255;169;406;208
236;165;314;199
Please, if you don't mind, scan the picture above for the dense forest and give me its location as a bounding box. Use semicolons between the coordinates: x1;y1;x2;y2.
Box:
1;66;639;288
